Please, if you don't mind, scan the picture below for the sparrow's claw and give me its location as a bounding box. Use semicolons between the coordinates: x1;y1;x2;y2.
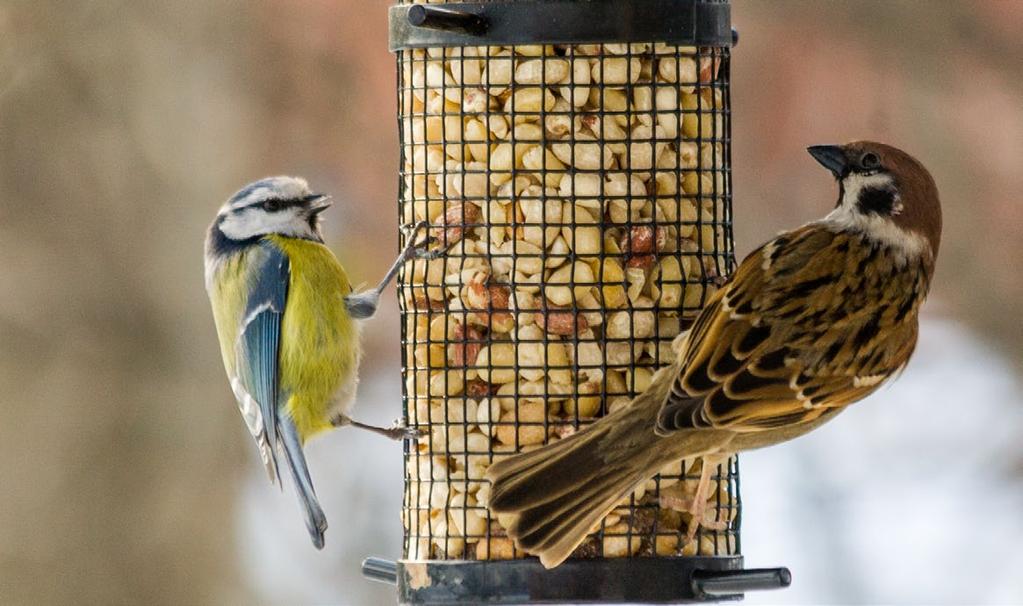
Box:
697;517;729;532
659;480;728;543
658;485;697;513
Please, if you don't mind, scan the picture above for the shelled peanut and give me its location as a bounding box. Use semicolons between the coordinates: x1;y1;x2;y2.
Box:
398;40;735;561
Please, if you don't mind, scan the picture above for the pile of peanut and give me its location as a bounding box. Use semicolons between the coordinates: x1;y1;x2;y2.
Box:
397;38;737;561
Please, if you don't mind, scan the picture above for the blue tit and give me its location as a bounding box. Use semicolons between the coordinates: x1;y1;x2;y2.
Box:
204;176;436;548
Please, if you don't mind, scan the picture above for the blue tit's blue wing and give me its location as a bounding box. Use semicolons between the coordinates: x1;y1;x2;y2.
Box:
233;242;328;548
234;242;289;484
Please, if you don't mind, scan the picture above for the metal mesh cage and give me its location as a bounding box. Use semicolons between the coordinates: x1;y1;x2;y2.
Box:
394;0;739;570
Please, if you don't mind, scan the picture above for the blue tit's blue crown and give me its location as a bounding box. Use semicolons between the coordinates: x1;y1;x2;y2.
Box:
224;176;314;213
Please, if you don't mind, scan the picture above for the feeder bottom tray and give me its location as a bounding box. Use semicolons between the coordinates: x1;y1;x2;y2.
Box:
362;556;790;604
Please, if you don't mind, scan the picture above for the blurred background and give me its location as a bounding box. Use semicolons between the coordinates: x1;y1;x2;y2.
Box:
1;1;1020;604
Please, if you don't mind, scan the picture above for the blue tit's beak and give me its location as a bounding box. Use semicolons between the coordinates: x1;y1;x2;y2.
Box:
807;145;849;179
306;194;333;215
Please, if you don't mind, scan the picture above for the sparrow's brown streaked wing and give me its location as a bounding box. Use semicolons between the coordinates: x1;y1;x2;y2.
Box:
657;226;920;434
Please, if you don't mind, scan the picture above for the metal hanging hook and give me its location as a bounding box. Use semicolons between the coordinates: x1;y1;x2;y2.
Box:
407;5;488;36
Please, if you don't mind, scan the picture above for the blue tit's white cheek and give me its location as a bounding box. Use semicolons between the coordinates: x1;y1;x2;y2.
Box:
219;208;264;240
220;207;315;240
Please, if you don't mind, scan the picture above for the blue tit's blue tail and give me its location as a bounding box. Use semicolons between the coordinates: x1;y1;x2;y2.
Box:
278;415;327;549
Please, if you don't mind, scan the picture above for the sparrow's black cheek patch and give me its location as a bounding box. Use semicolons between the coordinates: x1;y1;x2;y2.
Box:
857;186;897;216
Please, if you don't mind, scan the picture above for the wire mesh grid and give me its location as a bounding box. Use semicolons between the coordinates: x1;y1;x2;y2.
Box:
395;27;738;563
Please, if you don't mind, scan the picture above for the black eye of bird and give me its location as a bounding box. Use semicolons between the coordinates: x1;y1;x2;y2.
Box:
861;152;880;170
262;198;285;212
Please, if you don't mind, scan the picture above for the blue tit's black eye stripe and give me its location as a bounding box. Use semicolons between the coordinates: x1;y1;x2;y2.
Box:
240;196;316;212
857;186;898;216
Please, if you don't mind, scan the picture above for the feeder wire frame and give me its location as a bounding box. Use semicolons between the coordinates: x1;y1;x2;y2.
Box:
395;37;738;564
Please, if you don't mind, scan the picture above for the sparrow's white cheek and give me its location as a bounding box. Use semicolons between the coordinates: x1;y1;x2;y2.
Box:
824;204;927;261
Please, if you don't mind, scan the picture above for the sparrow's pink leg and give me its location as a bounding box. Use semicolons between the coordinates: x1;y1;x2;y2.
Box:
659;455;729;544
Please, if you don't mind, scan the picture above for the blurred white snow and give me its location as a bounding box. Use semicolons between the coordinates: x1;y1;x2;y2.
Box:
238;313;1023;605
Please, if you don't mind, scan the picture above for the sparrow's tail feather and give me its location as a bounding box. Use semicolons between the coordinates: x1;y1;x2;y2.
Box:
487;395;678;569
278;415;328;549
487;379;735;569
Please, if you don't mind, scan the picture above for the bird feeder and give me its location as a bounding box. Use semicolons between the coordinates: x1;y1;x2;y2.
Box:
364;1;789;603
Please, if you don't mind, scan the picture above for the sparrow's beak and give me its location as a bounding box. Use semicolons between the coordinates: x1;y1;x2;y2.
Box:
807;145;849;179
306;194;333;215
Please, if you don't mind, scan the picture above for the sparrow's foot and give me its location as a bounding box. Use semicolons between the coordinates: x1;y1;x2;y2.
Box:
658;483;697;513
552;424;578;439
659;461;728;543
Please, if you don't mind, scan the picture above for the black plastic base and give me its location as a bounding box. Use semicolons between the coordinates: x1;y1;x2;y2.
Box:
395;557;749;604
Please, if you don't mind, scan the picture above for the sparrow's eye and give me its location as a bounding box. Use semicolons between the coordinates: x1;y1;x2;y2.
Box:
861;153;880;170
262;198;284;212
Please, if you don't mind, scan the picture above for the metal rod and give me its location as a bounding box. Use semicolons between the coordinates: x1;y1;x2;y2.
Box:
407;5;487;36
692;567;792;596
361;557;398;586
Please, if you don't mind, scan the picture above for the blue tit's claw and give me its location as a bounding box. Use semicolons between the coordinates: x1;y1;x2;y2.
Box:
335;415;421;442
400;220;430;240
390;419;424;442
400;223;445;261
411;246;444;260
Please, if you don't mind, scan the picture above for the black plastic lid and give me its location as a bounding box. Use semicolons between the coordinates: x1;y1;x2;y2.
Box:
389;0;732;50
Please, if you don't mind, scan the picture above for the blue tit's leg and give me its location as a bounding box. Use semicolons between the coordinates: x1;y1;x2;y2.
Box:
332;414;422;441
345;221;444;320
278;415;328;549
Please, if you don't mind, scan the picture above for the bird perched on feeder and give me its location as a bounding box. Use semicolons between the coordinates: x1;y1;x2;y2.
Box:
487;142;942;568
205;176;438;549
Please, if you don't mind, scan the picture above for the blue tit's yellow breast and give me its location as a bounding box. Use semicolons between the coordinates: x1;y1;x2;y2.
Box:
267;235;359;438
